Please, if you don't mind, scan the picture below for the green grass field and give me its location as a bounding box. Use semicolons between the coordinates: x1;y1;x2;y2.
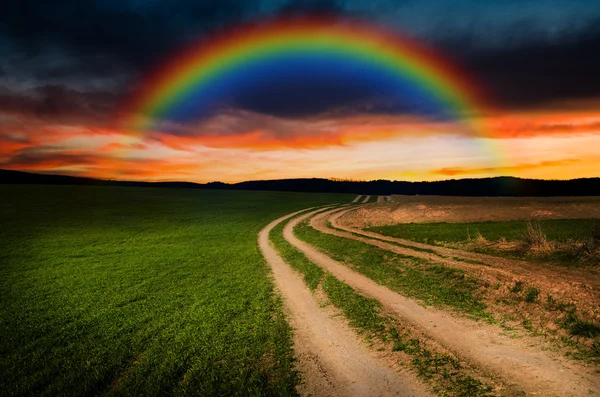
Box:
295;221;488;319
0;185;347;396
369;219;598;244
368;219;600;265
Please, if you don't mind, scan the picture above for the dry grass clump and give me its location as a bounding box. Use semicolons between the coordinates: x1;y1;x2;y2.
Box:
466;228;491;249
519;221;555;253
516;220;599;265
460;220;598;267
577;221;600;264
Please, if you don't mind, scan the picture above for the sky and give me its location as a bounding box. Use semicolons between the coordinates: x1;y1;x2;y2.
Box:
1;0;600;183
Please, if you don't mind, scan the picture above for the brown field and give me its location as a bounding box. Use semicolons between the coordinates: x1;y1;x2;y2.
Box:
340;195;600;227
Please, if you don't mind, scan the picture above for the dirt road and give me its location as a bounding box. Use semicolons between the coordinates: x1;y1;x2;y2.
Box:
351;195;362;203
258;208;433;397
328;206;600;313
362;195;371;204
283;207;600;397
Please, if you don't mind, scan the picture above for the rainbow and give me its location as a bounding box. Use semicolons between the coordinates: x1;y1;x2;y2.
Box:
122;17;492;138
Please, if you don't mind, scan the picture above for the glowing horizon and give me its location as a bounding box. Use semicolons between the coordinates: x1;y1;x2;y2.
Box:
2;106;599;183
1;17;599;183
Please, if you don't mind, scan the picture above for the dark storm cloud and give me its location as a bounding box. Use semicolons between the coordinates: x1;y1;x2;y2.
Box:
2;0;600;119
2;0;278;72
276;0;345;14
463;29;600;109
0;85;118;125
347;1;600;48
4;150;100;169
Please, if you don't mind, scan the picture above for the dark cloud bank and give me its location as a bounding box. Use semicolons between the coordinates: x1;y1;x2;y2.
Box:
1;0;600;124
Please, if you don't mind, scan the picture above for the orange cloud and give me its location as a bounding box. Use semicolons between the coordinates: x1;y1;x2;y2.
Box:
0;136;31;158
432;159;581;177
141;107;600;152
491;111;600;138
145;111;464;151
98;142;147;151
1;149;207;181
152;128;404;150
2;98;600;182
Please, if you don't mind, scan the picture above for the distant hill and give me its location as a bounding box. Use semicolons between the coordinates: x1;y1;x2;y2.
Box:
1;169;600;196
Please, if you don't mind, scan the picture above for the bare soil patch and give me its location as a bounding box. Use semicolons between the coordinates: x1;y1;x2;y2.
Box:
341;195;600;227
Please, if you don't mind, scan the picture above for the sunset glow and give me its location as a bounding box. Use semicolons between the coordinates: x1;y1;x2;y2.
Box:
1;106;598;182
1;12;599;183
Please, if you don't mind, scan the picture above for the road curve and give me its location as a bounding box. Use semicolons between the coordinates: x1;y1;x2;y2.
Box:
258;207;433;397
327;206;600;306
284;207;600;397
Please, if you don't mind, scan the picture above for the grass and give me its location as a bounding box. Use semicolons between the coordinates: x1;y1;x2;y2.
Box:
328;220;494;268
563;314;600;338
368;219;600;265
369;219;597;244
538;303;600;362
0;184;348;396
509;281;525;294
592;340;600;357
390;332;494;397
521;221;552;252
270;217;495;396
294;221;489;319
328;221;440;256
324;276;496;396
270;217;387;335
524;287;540;303
270;221;324;291
321;274;387;335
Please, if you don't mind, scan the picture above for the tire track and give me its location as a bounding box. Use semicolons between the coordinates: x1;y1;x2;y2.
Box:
258;207;433;397
328;206;600;300
313;207;518;282
362;195;371;204
351;195;362;203
284;208;600;397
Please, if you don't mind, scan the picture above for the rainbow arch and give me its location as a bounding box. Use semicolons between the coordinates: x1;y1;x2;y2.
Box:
122;17;493;140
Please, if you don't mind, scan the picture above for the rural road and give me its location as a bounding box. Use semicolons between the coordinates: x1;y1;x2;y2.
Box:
283;206;600;397
317;207;520;282
258;206;433;397
351;195;362;203
329;206;600;314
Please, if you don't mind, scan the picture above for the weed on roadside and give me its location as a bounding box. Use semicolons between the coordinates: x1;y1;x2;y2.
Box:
390;330;495;397
509;281;524;293
525;287;540;303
